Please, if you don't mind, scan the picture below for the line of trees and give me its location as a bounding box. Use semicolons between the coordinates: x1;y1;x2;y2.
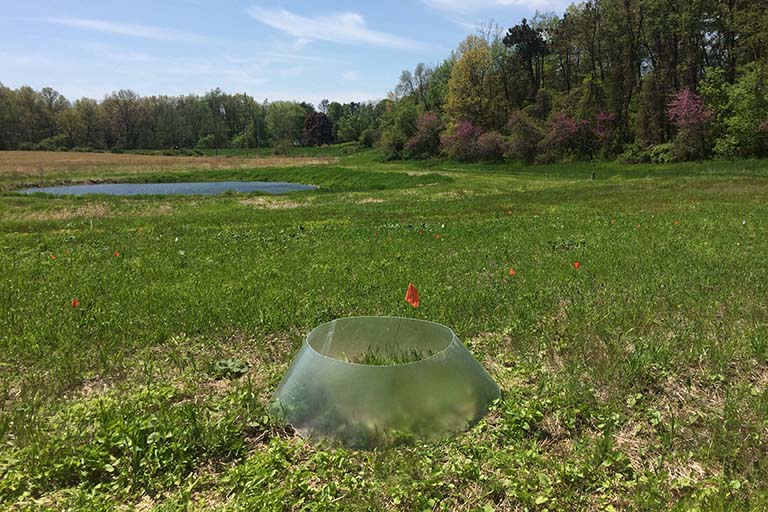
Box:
0;85;386;152
3;0;767;164
381;0;768;164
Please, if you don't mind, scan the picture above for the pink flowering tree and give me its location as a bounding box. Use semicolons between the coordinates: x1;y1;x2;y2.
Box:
441;120;484;162
668;89;713;129
667;88;713;159
542;112;595;160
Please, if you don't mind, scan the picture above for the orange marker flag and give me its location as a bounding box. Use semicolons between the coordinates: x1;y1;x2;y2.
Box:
405;283;420;308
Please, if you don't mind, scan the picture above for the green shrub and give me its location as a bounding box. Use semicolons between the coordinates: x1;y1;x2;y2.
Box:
715;63;768;158
195;134;216;150
378;100;418;160
358;129;378;148
37;135;68;151
272;142;291;156
671;131;707;162
618;142;676;164
230;131;248;149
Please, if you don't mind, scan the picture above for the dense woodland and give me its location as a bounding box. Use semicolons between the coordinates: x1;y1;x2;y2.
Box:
0;86;383;154
2;0;768;163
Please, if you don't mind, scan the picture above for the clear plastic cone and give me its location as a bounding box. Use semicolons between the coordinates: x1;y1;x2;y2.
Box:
269;317;501;449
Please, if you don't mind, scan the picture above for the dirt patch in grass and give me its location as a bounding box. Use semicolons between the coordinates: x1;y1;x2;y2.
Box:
357;197;385;205
78;376;113;400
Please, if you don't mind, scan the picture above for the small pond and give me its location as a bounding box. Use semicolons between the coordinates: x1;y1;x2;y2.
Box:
18;181;316;196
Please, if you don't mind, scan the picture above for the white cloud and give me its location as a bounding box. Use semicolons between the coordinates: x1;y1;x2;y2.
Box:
223;52;333;65
423;0;569;13
45;18;209;43
247;7;425;51
342;71;359;81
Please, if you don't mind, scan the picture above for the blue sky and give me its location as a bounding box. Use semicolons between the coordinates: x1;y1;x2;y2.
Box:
0;0;570;105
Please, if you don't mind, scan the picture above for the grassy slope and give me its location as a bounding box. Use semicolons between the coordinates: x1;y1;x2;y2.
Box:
1;151;768;510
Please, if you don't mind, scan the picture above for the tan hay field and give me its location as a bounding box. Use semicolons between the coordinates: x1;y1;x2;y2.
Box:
0;151;333;180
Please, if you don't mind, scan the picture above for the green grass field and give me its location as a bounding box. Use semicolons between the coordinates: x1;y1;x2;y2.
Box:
1;150;768;510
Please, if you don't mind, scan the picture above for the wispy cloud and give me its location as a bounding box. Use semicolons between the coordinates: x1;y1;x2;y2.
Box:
423;0;569;13
45;18;209;43
342;71;359;81
450;18;480;31
223;52;334;65
247;7;426;51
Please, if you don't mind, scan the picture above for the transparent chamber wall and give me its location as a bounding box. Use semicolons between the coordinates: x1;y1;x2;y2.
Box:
269;317;501;449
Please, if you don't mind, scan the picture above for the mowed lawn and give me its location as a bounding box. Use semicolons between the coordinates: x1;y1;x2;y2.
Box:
1;150;768;510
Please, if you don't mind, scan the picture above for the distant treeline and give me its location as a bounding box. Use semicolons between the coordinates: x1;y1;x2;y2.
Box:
380;0;768;164
0;86;385;152
3;0;768;164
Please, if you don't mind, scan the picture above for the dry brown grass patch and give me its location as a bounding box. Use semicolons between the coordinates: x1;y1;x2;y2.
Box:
20;202;112;221
615;422;656;475
11;200;176;222
615;369;726;486
745;362;768;390
436;190;478;200
356;197;385;205
137;203;175;217
239;197;304;209
77;376;113;400
0;151;332;181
